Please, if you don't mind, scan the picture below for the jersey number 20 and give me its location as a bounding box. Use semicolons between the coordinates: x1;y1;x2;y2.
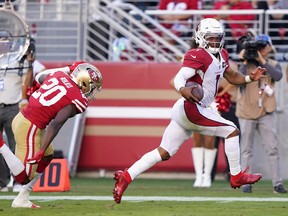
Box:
32;77;67;106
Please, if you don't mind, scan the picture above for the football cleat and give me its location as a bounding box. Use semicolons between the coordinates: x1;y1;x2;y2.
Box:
113;169;131;204
230;167;262;189
12;198;40;208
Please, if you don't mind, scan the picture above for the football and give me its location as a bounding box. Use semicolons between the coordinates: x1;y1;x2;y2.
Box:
185;81;204;101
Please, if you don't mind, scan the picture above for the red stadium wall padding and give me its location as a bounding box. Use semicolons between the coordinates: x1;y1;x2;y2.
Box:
43;61;228;174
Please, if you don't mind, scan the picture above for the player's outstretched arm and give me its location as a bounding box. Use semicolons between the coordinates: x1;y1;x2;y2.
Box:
27;104;78;164
224;66;266;85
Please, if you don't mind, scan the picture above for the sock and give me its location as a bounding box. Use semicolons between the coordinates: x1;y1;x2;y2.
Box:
36;158;51;173
128;148;162;180
123;170;132;183
23;172;42;192
15;185;30;200
0;144;25;176
224;136;241;176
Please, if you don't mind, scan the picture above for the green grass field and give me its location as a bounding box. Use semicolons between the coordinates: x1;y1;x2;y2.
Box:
0;176;288;216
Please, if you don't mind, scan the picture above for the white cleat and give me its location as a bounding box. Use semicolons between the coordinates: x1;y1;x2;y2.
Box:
201;178;212;188
193;177;203;187
12;198;40;208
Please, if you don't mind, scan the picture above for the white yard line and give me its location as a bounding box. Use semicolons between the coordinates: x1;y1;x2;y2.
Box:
0;196;288;202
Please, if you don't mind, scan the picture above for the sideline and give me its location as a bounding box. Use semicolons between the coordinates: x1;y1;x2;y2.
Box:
1;196;288;202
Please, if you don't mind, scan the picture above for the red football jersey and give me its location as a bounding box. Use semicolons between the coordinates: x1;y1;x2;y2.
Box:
22;71;88;129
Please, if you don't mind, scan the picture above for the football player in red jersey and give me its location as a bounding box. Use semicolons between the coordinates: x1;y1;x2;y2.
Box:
0;62;102;208
113;18;266;204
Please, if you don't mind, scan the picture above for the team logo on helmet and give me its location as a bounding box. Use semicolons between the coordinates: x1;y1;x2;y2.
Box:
88;68;99;83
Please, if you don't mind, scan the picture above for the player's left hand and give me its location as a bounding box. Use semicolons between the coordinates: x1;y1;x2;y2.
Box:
250;66;266;81
27;150;44;164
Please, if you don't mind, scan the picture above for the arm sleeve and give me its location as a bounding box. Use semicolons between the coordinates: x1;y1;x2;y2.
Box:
262;62;283;81
173;67;196;91
35;66;70;84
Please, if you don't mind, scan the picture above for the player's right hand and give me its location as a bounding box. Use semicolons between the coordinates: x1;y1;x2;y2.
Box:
180;86;200;103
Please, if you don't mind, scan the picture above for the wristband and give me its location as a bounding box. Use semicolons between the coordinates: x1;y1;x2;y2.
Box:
245;75;252;83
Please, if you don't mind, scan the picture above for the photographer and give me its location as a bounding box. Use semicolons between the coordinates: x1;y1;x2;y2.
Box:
0;34;34;192
236;34;286;194
21;38;46;109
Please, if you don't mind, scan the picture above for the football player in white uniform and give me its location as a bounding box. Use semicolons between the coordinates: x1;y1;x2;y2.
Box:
113;18;265;204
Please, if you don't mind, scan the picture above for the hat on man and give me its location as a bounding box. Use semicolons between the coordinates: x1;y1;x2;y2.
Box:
256;34;273;45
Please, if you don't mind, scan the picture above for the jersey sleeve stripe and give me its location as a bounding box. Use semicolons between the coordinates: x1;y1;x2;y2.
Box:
72;99;87;113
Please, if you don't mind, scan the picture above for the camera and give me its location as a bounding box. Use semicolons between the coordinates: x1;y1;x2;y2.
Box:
237;35;268;60
27;38;36;58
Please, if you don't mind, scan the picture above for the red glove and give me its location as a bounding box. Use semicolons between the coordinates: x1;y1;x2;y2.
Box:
26;150;44;164
68;61;85;72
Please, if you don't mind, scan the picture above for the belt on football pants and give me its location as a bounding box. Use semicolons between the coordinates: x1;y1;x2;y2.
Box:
0;103;18;108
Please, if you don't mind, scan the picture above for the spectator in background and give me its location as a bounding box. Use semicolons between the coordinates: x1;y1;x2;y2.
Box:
206;0;256;54
157;0;202;44
256;0;288;52
0;33;34;193
236;34;287;194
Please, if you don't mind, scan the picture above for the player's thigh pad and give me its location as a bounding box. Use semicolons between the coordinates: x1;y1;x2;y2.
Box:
159;120;192;157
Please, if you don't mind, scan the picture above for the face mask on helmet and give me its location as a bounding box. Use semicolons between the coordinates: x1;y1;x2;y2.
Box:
70;63;102;101
195;18;225;54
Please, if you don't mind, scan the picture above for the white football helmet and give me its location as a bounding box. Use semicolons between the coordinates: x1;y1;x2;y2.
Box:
70;63;102;101
195;18;225;54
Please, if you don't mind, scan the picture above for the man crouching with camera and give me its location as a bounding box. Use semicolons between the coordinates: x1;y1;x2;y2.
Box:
236;34;287;194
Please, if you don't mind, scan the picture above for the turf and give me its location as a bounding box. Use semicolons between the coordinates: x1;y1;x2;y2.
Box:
0;177;288;216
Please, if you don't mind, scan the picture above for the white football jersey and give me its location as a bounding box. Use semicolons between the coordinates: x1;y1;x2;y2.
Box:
182;48;230;107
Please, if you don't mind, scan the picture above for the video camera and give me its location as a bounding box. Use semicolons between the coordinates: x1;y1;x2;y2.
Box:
237;35;268;61
26;38;36;58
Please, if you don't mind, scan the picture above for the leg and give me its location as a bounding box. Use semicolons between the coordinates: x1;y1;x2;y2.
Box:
238;118;255;174
3;105;19;188
0;141;29;184
12;154;53;208
11;112;54;208
219;103;240;181
0;133;8;191
210;136;220;182
258;114;286;193
238;118;256;192
0;154;8;191
202;135;217;187
191;133;204;187
113;120;191;204
224;129;262;188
